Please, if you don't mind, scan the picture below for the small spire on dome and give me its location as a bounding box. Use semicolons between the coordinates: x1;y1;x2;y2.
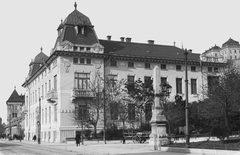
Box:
61;19;63;23
74;2;77;10
14;86;16;90
40;47;43;52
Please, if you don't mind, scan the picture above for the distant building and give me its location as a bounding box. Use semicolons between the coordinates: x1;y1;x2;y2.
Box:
201;38;240;62
21;3;225;143
5;87;25;137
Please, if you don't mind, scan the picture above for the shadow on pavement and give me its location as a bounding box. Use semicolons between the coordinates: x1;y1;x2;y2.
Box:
0;141;22;147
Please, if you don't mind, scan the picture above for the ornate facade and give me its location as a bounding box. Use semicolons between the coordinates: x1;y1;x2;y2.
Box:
21;3;225;143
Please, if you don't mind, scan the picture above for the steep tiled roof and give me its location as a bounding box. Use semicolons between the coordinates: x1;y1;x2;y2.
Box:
28;51;48;77
63;9;92;26
222;38;239;47
34;52;48;63
6;89;24;103
99;40;200;61
63;26;98;45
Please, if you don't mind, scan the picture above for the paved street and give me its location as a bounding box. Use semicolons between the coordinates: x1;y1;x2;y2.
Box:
0;139;205;155
1;138;239;155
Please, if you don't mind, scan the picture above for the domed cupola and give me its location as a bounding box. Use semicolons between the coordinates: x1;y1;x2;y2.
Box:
34;48;48;64
53;2;102;53
63;2;92;27
28;47;48;78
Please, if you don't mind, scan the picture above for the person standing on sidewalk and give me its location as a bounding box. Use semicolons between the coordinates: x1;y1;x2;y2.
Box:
75;133;81;147
19;134;22;142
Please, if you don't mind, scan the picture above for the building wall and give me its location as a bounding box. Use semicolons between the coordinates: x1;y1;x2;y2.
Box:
106;60;204;102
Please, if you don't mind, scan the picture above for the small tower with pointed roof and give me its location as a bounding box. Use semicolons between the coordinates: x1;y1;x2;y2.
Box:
6;87;24;119
6;87;25;136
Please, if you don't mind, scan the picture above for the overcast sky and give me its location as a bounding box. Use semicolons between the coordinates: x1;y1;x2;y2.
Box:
0;0;240;123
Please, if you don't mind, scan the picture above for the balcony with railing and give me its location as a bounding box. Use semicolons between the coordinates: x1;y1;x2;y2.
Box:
21;105;28;114
71;88;96;101
46;89;58;103
200;55;225;63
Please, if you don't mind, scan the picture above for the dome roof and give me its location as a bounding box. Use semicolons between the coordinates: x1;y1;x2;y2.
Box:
34;51;48;63
63;3;92;26
222;38;239;47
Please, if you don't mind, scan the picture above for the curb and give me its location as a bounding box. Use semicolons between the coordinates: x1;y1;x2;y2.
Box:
161;146;240;155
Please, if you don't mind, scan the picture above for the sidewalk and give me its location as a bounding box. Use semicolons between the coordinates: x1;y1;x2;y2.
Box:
4;138;240;155
19;139;155;155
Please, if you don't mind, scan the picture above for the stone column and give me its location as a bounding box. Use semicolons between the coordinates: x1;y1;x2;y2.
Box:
149;65;168;146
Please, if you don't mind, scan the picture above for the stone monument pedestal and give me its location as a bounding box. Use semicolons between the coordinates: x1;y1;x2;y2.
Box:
149;108;168;146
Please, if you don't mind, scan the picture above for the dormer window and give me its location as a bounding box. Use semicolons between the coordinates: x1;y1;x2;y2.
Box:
80;47;84;51
81;27;84;34
75;26;85;35
86;47;91;51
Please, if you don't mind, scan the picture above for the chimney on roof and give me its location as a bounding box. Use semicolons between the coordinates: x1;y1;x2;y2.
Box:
126;37;132;43
148;40;154;44
188;49;192;53
120;37;125;42
107;35;111;41
174;41;176;46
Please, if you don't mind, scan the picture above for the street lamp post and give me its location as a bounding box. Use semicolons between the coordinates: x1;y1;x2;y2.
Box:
102;88;106;144
38;97;42;144
184;49;190;147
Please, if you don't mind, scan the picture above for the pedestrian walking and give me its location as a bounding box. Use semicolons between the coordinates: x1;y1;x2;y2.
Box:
75;133;81;147
122;135;125;144
33;135;36;141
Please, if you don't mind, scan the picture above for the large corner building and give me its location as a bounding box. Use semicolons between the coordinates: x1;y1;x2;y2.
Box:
21;3;225;142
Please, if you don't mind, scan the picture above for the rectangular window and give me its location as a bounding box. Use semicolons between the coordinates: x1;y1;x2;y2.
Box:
75;104;87;121
176;78;182;94
176;65;182;71
145;103;152;122
45;108;47;124
80;58;85;64
42;85;44;98
191;66;196;71
54;75;57;90
110;60;117;67
42;109;44;124
127;75;135;83
145;63;150;69
80;47;84;51
144;76;151;84
208;67;212;72
191;79;197;94
86;47;91;51
38;88;40;100
214;67;218;72
110;103;118;120
86;58;91;64
35;90;37;103
49;80;51;92
54;105;57;121
128;104;135;120
26;115;28;126
73;46;78;51
49;106;51;123
45;83;47;97
74;72;90;90
73;58;78;64
128;62;134;68
161;64;166;69
208;76;219;94
108;74;118;88
161;77;167;84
